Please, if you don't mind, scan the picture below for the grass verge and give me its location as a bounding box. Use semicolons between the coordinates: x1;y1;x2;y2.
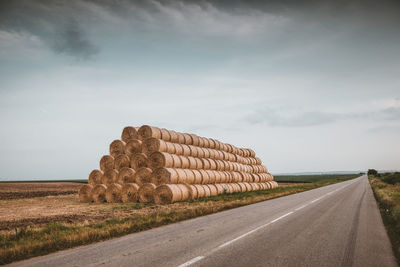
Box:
369;173;400;263
0;175;360;265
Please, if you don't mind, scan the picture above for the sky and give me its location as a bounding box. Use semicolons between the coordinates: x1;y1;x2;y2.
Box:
0;0;399;180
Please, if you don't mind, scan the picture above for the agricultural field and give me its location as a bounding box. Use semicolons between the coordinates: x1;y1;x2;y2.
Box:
0;174;360;264
274;174;362;183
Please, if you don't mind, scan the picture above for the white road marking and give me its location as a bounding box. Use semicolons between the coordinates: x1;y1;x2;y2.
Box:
178;256;205;267
270;211;294;223
295;204;308;211
177;178;362;266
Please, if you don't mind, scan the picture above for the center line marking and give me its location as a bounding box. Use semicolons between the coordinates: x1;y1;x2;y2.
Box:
295;204;308;211
270;211;293;223
178;256;205;267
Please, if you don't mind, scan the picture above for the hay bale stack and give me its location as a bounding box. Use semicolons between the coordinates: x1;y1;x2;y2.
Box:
88;170;103;185
110;140;126;158
125;139;142;157
100;155;114;171
134;167;153;186
114;154;130;171
121;126;139;143
138;183;157;203
105;183;122;203
79;184;93;202
131;153;148;170
101;169;118;185
80;124;277;203
117;167;135;184
92;184;107;203
121;183;140;202
154;184;182;204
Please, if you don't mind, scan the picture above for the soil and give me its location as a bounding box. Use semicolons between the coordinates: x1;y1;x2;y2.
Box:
0;182;82;200
0;182;293;233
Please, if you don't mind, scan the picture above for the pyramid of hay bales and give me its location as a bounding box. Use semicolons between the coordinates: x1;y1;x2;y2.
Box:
79;125;278;204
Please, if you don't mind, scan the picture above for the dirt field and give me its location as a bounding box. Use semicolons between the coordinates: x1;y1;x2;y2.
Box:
0;182;82;200
0;182;299;233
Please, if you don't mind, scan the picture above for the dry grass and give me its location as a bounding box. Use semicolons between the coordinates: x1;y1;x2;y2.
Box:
0;175;359;265
369;174;400;263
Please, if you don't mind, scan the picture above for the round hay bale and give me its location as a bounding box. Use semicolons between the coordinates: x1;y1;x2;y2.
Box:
189;134;200;146
193;184;205;198
100;155;114;172
208;138;216;149
199;169;210;184
194;158;203;169
175;169;187;183
110;140;126;158
79;184;93;202
180;156;190;169
152;168;179;184
138;125;161;140
202;184;211;197
243;182;252;192
187;156;197;169
208;149;216;159
187;184;198;199
138;183;156;203
117;167;135;184
230;172;241;183
177;132;186;144
188;145;198;157
154;184;182;204
198;137;205;148
201;158;211;170
192;170;202;184
149;152;174;169
176;184;191;201
251;173;260;183
125;139;142;156
207;170;216;184
214;184;224;194
160;128;171;142
202;148;210;158
105;183;122;203
88;170;103;185
92;184;107;203
142;138;166;154
214;171;222;183
121;126;138;143
183;169;195;184
237;183;246;192
114;154;130;171
197;147;205;158
131;153;148;170
181;144;191;156
220;183;229;194
121;183;139;202
268;173;275;181
169;130;179;143
182;133;192;145
101;169;118;185
271;181;278;188
255;157;262;165
202;138;210;148
174;144;184;155
206;184;218;196
208;159;217;170
134;167;153;186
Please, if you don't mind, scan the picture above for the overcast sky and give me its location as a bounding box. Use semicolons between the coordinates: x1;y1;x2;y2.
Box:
1;0;399;180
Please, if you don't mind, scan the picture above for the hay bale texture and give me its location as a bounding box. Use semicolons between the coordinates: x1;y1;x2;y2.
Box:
79;124;277;203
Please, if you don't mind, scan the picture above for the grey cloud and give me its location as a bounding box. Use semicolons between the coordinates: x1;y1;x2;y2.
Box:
245;107;340;127
52;19;98;60
245;105;400;127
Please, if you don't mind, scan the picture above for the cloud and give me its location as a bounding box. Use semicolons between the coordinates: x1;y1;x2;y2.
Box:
52;19;99;60
245;102;400;127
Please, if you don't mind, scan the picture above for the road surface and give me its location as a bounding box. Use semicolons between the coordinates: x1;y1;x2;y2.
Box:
9;175;397;267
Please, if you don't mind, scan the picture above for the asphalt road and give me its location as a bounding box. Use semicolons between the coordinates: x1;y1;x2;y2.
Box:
9;175;397;267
